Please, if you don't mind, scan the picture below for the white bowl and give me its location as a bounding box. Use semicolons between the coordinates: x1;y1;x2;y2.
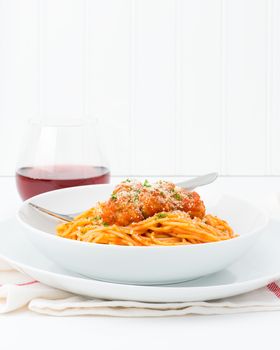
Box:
17;184;268;285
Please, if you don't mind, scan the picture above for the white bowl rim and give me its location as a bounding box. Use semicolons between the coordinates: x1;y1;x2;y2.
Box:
17;184;269;251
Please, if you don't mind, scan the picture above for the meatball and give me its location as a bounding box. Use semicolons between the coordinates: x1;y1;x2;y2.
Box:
180;189;205;219
100;179;144;226
100;192;144;226
113;179;143;195
138;187;174;218
154;181;205;219
99;179;205;226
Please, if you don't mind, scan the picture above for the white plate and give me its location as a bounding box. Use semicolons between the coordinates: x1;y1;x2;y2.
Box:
17;184;268;284
1;218;280;302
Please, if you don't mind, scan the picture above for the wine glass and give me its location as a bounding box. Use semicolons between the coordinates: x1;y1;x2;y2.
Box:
15;118;110;200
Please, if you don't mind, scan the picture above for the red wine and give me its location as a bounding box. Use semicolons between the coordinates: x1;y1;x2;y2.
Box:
16;165;110;200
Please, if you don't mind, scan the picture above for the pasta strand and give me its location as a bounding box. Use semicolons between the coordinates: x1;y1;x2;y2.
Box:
57;210;237;246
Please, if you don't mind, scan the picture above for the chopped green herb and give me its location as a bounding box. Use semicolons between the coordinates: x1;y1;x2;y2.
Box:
111;193;117;201
124;178;131;182
134;194;139;202
143;179;151;187
103;222;109;227
156;213;168;219
173;192;182;201
93;215;101;221
160;191;164;196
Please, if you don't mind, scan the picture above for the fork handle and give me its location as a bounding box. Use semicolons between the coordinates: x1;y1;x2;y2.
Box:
175;172;218;191
28;202;74;222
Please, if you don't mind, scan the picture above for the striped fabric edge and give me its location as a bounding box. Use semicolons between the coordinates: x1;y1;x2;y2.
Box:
0;280;38;287
267;282;280;298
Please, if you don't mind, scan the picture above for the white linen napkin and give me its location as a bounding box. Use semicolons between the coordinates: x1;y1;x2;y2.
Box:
1;261;280;317
0;194;279;317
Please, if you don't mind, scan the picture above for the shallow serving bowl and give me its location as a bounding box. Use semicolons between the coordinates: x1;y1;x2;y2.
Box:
17;184;268;285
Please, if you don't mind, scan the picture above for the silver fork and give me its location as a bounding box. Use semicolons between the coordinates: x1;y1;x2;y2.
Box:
28;172;218;222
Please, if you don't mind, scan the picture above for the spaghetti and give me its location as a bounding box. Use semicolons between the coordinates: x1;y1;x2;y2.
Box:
56;209;237;246
56;179;237;246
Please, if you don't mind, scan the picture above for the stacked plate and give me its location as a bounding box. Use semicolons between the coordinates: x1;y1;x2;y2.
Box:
0;184;278;303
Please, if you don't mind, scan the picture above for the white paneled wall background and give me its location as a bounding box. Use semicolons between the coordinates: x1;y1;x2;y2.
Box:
0;0;279;176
